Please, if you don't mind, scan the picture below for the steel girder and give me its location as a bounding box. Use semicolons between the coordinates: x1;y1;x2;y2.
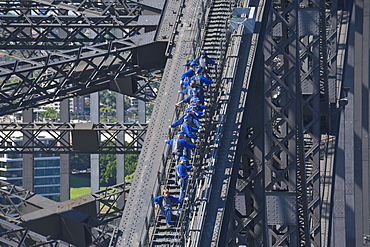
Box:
262;0;322;245
0;219;67;247
0;180;58;224
0;0;173;115
0;37;164;115
0;14;160;50
0;0;161;16
0;0;163;58
0;179;130;246
0;122;147;153
236;0;327;246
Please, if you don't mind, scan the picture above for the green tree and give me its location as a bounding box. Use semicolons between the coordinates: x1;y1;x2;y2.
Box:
70;154;90;171
100;153;116;185
99;152;138;184
39;107;58;119
100;90;117;122
124;153;138;178
70;143;138;184
100;90;116;108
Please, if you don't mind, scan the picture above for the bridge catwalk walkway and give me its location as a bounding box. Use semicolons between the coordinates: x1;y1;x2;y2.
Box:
115;0;231;245
147;0;233;245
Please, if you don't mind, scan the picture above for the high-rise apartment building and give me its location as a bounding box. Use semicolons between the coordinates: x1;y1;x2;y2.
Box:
0;135;61;201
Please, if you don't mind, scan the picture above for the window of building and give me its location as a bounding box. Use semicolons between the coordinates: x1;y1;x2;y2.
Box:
35;186;60;194
35;160;60;168
0;161;22;169
35;177;60;185
0;170;22;178
35;168;60;176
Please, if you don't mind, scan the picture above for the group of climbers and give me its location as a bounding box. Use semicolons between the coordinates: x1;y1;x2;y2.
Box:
154;50;218;228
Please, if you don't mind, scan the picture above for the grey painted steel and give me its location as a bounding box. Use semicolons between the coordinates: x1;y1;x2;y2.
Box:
0;218;69;246
327;3;351;246
0;15;160;50
0;180;58;223
245;0;324;245
353;2;370;245
263;1;301;245
299;2;322;245
116;93;125;209
60;99;70;201
138;99;146;123
333;6;355;241
147;0;229;243
0;0;358;246
22;109;34;193
199;21;260;246
0;0;164;16
0;0;167;116
0;179;129;246
326;1;339;104
0;122;147;153
332;1;370;246
117;0;207;245
116;93;125;183
0;36;162;115
90;92;100;193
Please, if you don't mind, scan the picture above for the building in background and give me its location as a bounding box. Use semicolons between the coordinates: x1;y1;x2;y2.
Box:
0;134;61;201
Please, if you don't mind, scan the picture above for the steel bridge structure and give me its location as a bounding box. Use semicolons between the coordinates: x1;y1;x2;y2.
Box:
0;0;369;246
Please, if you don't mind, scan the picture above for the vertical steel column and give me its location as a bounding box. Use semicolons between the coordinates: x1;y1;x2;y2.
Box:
60;99;70;201
332;1;355;245
353;1;370;245
222;1;270;246
361;2;370;244
324;0;339;105
116;93;125;209
298;1;323;246
21;11;34;195
262;1;307;245
22;109;34;194
240;66;266;247
138;100;146;123
90;92;100;193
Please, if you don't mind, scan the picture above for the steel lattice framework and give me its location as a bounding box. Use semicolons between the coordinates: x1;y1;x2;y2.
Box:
0;15;160;50
0;122;147;153
263;0;319;245
0;0;173;245
0;38;163;115
232;1;350;246
0;0;171;116
0;0;359;246
0;179;130;246
0;0;155;16
0;219;64;246
236;0;332;246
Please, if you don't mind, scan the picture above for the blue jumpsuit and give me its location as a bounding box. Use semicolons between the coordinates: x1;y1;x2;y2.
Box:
180;68;196;82
170;113;201;128
177;163;192;198
166;137;196;160
186;55;217;70
180;92;204;104
182;122;199;140
153;195;185;224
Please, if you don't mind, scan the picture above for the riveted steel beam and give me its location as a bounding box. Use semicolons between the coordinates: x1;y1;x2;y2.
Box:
0;36;165;115
0;0;176;115
0;15;160;50
0;219;66;247
0;179;130;246
0;0;163;16
0;122;147;153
